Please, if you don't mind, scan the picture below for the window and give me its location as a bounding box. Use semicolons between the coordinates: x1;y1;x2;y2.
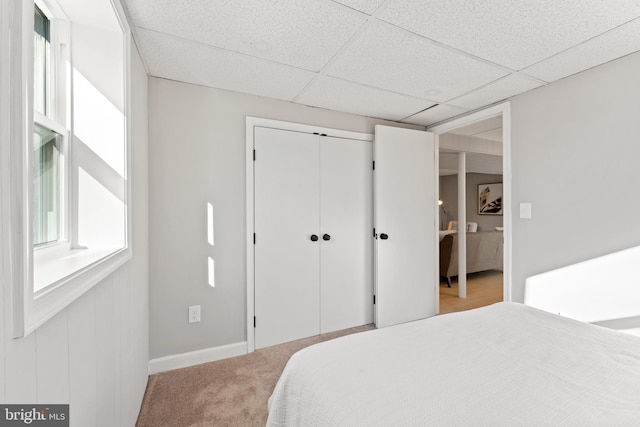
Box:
4;0;132;337
33;5;50;116
33;123;61;246
33;3;67;249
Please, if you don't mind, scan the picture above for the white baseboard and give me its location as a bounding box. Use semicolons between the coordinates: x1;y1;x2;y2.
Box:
148;341;248;374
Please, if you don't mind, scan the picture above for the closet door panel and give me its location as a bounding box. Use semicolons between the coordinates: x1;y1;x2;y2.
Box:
374;125;437;328
319;136;373;333
254;127;320;349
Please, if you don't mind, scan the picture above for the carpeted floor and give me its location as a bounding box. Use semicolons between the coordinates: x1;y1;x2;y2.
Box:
137;272;502;426
136;324;375;427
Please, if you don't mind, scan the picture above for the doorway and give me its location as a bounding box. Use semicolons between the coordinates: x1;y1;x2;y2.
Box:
428;103;512;314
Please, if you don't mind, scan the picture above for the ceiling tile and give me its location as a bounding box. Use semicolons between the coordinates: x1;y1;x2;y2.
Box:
136;29;316;101
447;74;544;110
450;116;502;137
331;0;386;14
474;128;503;142
402;104;468;126
296;76;434;120
125;0;366;71
377;0;640;70
522;18;640;82
326;22;509;102
440;152;503;176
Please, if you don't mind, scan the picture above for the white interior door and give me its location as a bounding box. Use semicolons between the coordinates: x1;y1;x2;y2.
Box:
254;127;320;349
374;125;437;328
319;136;373;333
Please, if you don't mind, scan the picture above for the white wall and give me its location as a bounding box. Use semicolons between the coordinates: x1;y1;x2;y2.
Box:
148;35;640;360
148;78;420;359
440;173;504;232
510;51;640;303
0;37;149;427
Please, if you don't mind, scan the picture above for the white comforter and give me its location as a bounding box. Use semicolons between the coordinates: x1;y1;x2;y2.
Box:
267;303;640;426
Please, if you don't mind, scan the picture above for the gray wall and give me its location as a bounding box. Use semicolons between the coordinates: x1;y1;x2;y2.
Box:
440;173;504;232
148;47;640;358
510;50;640;302
148;77;420;359
0;39;149;426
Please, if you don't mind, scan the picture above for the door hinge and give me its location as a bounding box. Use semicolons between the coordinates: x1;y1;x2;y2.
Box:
373;295;376;305
254;316;256;328
253;233;256;244
253;149;256;161
372;160;375;170
373;228;377;238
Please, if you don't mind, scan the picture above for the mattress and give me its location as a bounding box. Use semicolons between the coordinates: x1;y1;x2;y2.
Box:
267;302;640;426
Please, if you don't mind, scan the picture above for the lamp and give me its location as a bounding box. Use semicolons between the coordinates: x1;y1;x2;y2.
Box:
439;200;448;230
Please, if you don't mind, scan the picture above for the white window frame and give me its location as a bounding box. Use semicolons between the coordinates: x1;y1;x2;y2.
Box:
4;0;133;338
32;0;69;250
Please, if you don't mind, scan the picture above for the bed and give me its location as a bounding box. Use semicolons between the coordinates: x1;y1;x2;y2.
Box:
266;302;640;426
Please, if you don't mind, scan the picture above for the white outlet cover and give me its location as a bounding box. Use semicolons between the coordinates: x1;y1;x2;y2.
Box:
188;305;201;323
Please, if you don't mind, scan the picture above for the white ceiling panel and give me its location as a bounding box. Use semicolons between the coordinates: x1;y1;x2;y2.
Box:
296;76;434;121
474;128;503;142
450;116;502;138
332;0;386;14
522;17;640;82
124;0;640;126
136;29;316;101
326;22;509;102
126;0;367;71
377;0;640;70
448;74;544;110
403;104;468;126
440;152;502;176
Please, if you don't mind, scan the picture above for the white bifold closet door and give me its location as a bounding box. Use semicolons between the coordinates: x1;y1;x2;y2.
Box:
374;125;437;328
320;136;373;333
254;127;372;349
254;127;320;349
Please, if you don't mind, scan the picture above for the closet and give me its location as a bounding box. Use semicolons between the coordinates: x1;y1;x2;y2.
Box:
253;126;373;349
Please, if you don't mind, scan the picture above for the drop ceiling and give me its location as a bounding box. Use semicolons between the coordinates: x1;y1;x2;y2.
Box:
122;0;640;126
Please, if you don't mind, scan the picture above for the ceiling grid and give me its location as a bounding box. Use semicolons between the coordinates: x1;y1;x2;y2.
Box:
122;0;640;125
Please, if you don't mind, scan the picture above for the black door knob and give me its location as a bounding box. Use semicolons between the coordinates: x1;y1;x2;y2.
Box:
380;233;389;240
310;234;319;241
322;234;331;241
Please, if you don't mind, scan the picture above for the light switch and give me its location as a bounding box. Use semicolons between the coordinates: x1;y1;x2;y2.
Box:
520;202;532;219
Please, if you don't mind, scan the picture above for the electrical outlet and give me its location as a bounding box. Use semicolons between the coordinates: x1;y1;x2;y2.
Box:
188;305;201;323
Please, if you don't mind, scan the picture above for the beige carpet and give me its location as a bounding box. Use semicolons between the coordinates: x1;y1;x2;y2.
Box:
136;324;375;427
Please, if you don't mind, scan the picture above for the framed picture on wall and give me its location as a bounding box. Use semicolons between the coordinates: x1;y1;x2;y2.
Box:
478;183;503;215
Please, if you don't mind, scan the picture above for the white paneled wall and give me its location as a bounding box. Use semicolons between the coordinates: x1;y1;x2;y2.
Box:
0;32;149;427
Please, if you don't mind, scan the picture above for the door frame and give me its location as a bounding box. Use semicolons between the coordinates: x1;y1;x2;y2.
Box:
428;102;512;306
245;117;373;353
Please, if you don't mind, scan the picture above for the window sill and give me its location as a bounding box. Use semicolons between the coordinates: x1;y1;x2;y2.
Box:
34;244;123;292
19;244;131;337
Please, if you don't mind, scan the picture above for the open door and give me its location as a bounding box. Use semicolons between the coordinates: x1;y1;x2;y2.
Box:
374;125;437;328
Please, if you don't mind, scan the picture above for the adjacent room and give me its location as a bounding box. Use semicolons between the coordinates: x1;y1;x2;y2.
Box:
2;0;640;426
438;116;505;314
